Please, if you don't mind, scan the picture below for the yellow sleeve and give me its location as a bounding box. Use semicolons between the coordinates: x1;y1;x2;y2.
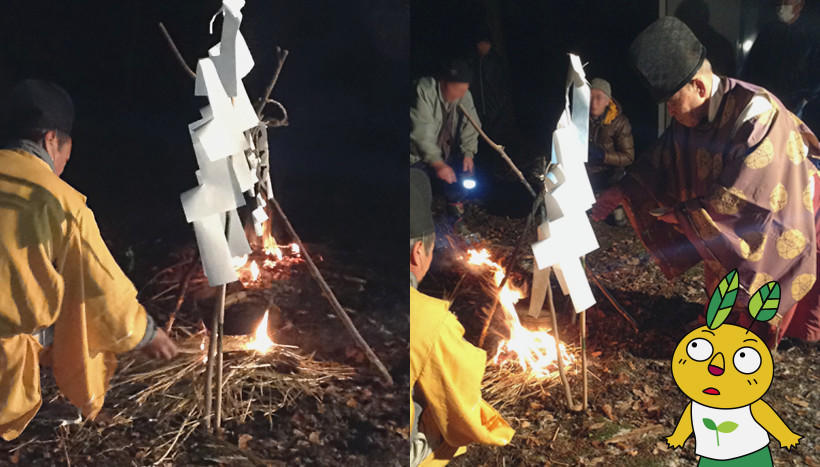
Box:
50;205;147;419
418;313;514;449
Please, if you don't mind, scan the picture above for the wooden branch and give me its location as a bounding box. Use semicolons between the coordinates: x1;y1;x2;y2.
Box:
268;193;394;386
458;103;536;198
256;47;290;118
166;253;200;333
580;309;588;411
215;283;226;431
204;291;219;430
158;22;197;79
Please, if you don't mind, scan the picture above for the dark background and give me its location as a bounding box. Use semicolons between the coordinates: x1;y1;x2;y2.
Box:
0;0;408;284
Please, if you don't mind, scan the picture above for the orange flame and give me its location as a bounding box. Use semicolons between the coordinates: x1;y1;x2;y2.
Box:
246;310;275;353
466;248;575;378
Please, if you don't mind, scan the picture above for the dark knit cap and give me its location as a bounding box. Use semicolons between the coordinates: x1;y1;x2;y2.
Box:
440;58;473;83
3;79;74;135
410;168;434;238
629;16;706;102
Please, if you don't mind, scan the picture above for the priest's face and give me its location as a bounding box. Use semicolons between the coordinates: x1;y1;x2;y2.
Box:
667;79;708;127
440;81;470;103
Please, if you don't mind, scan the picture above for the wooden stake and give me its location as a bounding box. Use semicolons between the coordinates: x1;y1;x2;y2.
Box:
547;269;577;410
215;283;226;431
204;293;218;430
268;193;394;386
580;309;588;411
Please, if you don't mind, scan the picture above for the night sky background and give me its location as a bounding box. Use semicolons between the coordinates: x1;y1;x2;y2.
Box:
0;0;408;284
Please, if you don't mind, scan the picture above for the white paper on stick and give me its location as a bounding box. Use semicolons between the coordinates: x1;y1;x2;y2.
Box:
195;58;259;135
225;208;251;257
230;152;257;192
531;213;599;270
190;117;244;161
252;206;268;224
193;213;238;286
556;258;596;312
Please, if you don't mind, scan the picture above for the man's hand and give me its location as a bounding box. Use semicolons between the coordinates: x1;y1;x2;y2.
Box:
462;157;475;174
590;186;624;221
431;160;457;184
142;328;178;360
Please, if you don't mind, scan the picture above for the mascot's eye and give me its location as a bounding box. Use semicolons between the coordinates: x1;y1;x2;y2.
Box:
733;347;761;374
686;338;713;361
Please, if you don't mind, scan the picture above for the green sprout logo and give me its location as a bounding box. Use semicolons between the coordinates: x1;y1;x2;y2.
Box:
702;418;738;446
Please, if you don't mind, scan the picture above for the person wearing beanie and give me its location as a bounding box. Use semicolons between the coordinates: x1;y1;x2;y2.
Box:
592;16;820;352
0;80;178;440
410;58;482;238
587;77;635;227
409;168;514;466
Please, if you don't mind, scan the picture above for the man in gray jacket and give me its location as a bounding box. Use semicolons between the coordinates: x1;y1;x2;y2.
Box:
410;59;481;237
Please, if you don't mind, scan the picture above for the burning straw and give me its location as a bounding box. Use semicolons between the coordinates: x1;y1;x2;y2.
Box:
102;331;354;461
460;248;579;408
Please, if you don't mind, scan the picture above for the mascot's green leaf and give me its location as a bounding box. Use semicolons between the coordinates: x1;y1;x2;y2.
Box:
748;281;780;326
706;269;739;329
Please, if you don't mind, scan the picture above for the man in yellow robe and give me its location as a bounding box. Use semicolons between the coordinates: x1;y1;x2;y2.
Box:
0;80;178;441
409;168;514;466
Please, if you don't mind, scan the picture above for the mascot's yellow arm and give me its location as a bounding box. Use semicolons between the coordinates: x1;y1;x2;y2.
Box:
750;400;802;449
666;402;693;448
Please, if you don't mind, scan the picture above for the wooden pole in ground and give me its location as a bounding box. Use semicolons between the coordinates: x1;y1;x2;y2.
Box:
268;193;394;386
204;294;218;430
215;282;226;431
580;309;588;411
546;269;577;410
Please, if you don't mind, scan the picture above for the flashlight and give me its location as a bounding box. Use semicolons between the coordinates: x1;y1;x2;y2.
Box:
462;177;477;190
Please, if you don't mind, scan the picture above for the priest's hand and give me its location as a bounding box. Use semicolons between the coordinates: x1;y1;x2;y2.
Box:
143;329;178;360
431;160;457;184
590;186;624;221
657;211;679;224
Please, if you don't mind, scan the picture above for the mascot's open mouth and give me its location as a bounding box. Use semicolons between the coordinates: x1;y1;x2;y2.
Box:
703;387;720;395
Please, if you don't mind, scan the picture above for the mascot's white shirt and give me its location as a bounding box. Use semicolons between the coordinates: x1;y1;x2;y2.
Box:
690;401;770;460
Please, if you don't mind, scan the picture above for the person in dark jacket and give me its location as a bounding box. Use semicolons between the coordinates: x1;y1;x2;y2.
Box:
587;78;635;225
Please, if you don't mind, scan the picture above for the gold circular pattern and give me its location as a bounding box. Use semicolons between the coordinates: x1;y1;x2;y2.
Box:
744;139;774;169
749;272;775;293
710;187;747;215
776;229;807;259
803;176;815;213
696;149;712;180
739;232;766;262
770;183;788;212
786;130;806;165
791;274;816;301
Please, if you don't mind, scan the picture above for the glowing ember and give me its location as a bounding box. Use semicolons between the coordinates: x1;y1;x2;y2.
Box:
290;243;300;256
465;248;575;378
263;259;276;269
246;310;275;353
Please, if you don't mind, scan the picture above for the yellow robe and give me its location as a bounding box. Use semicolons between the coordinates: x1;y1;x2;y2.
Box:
410;286;514;465
0;149;148;440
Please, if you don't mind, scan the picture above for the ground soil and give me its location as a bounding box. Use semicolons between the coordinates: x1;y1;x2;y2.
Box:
424;204;819;467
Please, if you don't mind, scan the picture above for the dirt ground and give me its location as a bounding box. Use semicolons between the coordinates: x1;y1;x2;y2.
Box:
423;204;819;467
0;212;409;466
